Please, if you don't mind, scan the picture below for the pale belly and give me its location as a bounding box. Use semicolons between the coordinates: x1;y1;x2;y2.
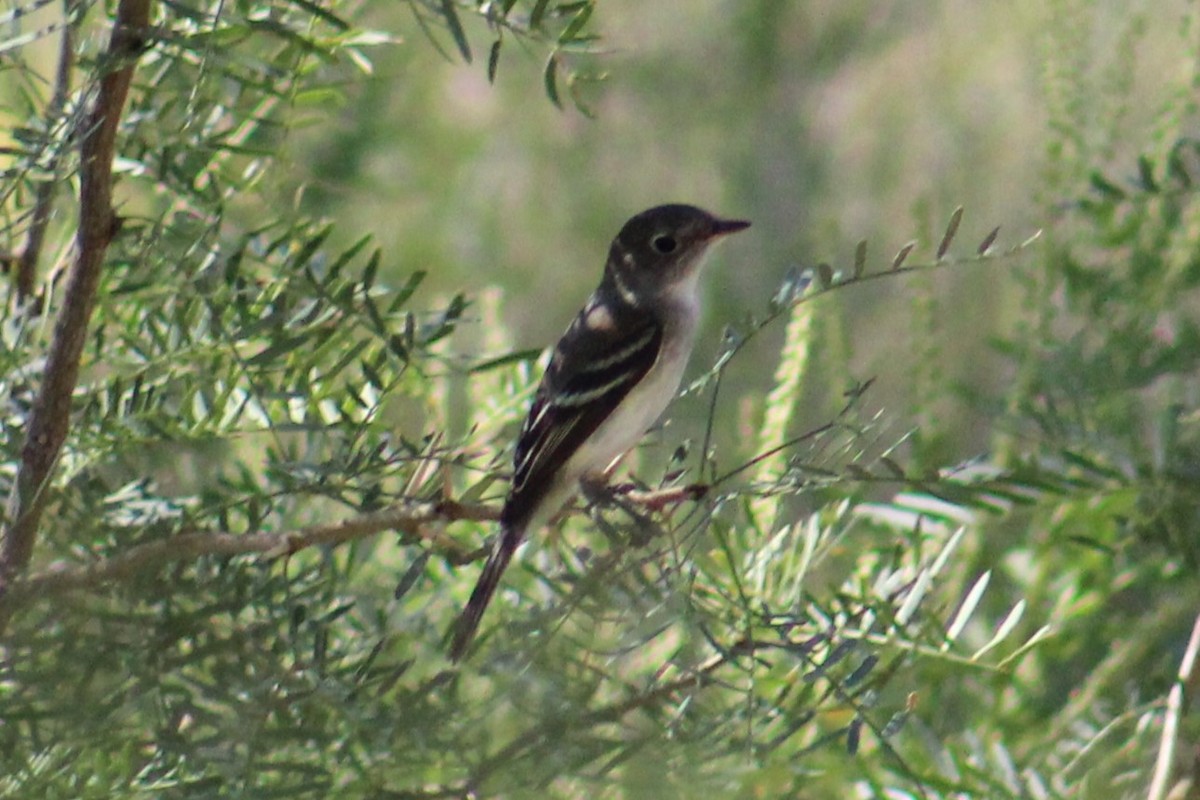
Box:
526;310;698;531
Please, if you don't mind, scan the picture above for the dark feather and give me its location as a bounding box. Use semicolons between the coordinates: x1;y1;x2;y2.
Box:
446;293;663;661
505;300;663;528
447;529;516;662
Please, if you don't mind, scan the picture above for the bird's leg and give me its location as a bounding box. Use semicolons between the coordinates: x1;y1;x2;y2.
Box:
581;456;708;515
622;483;709;511
578;471;615;507
579;465;662;547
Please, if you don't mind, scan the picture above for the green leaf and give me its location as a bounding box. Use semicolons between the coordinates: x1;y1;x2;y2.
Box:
470;347;543;373
852;239;867;279
1088;170;1126;199
440;0;472;63
487;38;501;83
816;262;833;289
248;333;314;366
393;551;432;601
361;250;381;293
543;53;562;108
558;2;593;43
936;206;963;260
292;224;333;270
323;235;373;283
389;270;426;312
283;0;351;30
530;0;553;28
1136;154;1158;192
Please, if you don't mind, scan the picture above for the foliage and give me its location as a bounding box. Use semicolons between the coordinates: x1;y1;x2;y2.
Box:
0;2;1197;799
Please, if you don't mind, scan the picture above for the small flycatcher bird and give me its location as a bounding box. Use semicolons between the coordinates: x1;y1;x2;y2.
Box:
448;204;750;661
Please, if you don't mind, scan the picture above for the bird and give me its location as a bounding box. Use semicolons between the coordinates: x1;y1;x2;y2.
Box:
447;204;750;661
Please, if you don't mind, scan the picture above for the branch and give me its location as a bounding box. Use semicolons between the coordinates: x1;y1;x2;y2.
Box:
1147;611;1200;800
0;0;152;614
0;499;499;615
15;3;74;305
0;475;710;620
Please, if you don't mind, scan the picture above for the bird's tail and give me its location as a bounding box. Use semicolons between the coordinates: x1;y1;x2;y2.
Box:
447;530;518;662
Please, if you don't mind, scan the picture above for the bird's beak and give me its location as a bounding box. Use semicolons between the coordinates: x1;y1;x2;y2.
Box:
708;217;751;238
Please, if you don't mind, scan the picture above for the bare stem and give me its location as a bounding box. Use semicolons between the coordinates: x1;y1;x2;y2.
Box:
0;499;499;615
0;0;154;617
1146;612;1200;800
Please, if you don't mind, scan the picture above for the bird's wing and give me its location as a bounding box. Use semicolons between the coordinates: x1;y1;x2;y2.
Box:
503;306;664;528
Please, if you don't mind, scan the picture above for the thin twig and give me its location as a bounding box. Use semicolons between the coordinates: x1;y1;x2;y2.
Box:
1147;612;1200;800
1045;592;1196;753
15;2;75;305
0;476;709;621
0;499;499;615
710;378;875;488
2;0;164;623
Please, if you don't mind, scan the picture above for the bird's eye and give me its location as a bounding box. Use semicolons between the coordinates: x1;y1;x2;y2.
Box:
651;234;677;254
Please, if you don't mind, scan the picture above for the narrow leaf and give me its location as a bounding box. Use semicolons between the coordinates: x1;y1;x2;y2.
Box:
997;623;1055;669
891;241;916;270
1168;143;1193;187
390;270;426;310
440;0;472;63
361;356;385;390
394;551;433;600
361;250;380;292
1137;155;1158;192
1089;171;1126;199
1017;229;1043;250
293;239;331;275
936;206;963;260
972;599;1026;661
470;347;543;373
977;226;1000;256
248;333;312;366
558;3;593;43
944;571;990;647
285;0;351;30
853;239;867;279
804;639;855;682
845;654;878;686
543;53;562;107
895;568;931;625
816;262;834;289
846;717;863;755
387;333;409;362
530;0;552;28
844;464;873;481
487;38;501;83
324;235;372;283
881;708;910;737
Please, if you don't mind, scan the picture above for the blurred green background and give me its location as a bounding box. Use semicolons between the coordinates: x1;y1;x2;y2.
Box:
4;1;1199;796
268;0;1180;467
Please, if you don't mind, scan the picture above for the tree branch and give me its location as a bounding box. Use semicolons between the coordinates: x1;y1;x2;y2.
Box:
0;499;499;615
15;2;75;305
0;468;712;621
1;0;155;615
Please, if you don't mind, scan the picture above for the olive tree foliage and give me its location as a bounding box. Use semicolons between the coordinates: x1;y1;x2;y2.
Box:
0;1;1196;798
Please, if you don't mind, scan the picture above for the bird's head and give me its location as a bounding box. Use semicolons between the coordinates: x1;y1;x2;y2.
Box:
606;204;750;303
